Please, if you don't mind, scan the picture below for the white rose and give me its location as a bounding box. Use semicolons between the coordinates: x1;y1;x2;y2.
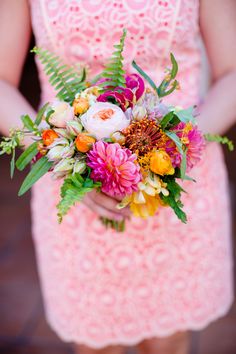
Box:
80;102;130;140
49;100;75;128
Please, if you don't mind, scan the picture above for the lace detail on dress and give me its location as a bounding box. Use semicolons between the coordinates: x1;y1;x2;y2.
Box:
28;0;233;349
30;0;201;106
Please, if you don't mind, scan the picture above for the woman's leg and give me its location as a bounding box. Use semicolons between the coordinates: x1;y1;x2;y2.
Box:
136;331;190;354
74;344;126;354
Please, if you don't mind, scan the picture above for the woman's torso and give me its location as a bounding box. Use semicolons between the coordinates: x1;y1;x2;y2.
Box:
29;0;202;106
28;2;234;346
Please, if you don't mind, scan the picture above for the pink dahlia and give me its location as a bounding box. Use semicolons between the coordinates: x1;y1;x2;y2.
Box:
87;141;141;197
166;122;205;171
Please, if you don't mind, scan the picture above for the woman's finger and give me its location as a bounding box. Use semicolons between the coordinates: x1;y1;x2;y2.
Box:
83;194;125;221
90;191;130;217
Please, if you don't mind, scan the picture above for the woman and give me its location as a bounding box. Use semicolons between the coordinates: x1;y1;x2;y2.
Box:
0;1;235;353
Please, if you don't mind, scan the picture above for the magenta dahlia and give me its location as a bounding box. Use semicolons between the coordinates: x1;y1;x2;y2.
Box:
166;122;205;171
87;141;141;197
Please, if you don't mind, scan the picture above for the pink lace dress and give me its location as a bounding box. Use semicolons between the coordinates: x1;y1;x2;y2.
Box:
29;0;233;349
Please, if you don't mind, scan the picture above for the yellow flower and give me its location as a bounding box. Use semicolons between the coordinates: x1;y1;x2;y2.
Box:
150;150;174;176
141;173;169;196
131;193;161;217
118;173;168;218
119;192;161;218
73;97;90;115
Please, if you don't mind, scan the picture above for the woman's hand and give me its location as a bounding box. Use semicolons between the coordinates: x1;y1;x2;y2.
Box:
83;190;130;221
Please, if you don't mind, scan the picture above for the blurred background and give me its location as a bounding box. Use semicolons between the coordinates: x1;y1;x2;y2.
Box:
0;36;236;354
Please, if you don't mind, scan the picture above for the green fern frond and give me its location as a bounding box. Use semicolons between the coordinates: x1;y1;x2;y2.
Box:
204;134;234;151
100;29;127;90
57;173;98;222
31;47;86;104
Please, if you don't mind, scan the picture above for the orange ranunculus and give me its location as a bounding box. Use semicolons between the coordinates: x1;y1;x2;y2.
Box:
75;133;96;153
150;150;174;176
42;129;59;146
73;97;90;115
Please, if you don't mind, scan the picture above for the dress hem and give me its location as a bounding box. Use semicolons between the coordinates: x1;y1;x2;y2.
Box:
45;296;234;349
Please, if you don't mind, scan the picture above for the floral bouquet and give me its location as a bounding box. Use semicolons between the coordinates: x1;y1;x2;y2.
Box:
0;30;233;231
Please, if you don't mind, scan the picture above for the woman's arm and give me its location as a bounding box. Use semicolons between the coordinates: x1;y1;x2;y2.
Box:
198;0;236;134
0;0;35;136
0;0;127;221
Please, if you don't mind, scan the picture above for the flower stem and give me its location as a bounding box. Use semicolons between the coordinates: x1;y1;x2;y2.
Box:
100;217;125;232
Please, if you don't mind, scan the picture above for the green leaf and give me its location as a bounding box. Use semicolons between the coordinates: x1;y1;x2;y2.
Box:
180;149;187;180
204;134;234;151
100;29;127;90
161;176;187;223
18;156;53;196
173;168;196;182
10;149;15;179
160;111;174;130
158;80;179;97
183;175;196;182
32;47;86;104
57;174;99;222
170;53;178;79
16;141;38;171
156;53;180;98
45;108;55;124
164;178;185;198
132;60;159;94
35;102;49;126
164;130;183;154
100;217;125;232
21;114;38;132
162;193;187;223
174;107;196;124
